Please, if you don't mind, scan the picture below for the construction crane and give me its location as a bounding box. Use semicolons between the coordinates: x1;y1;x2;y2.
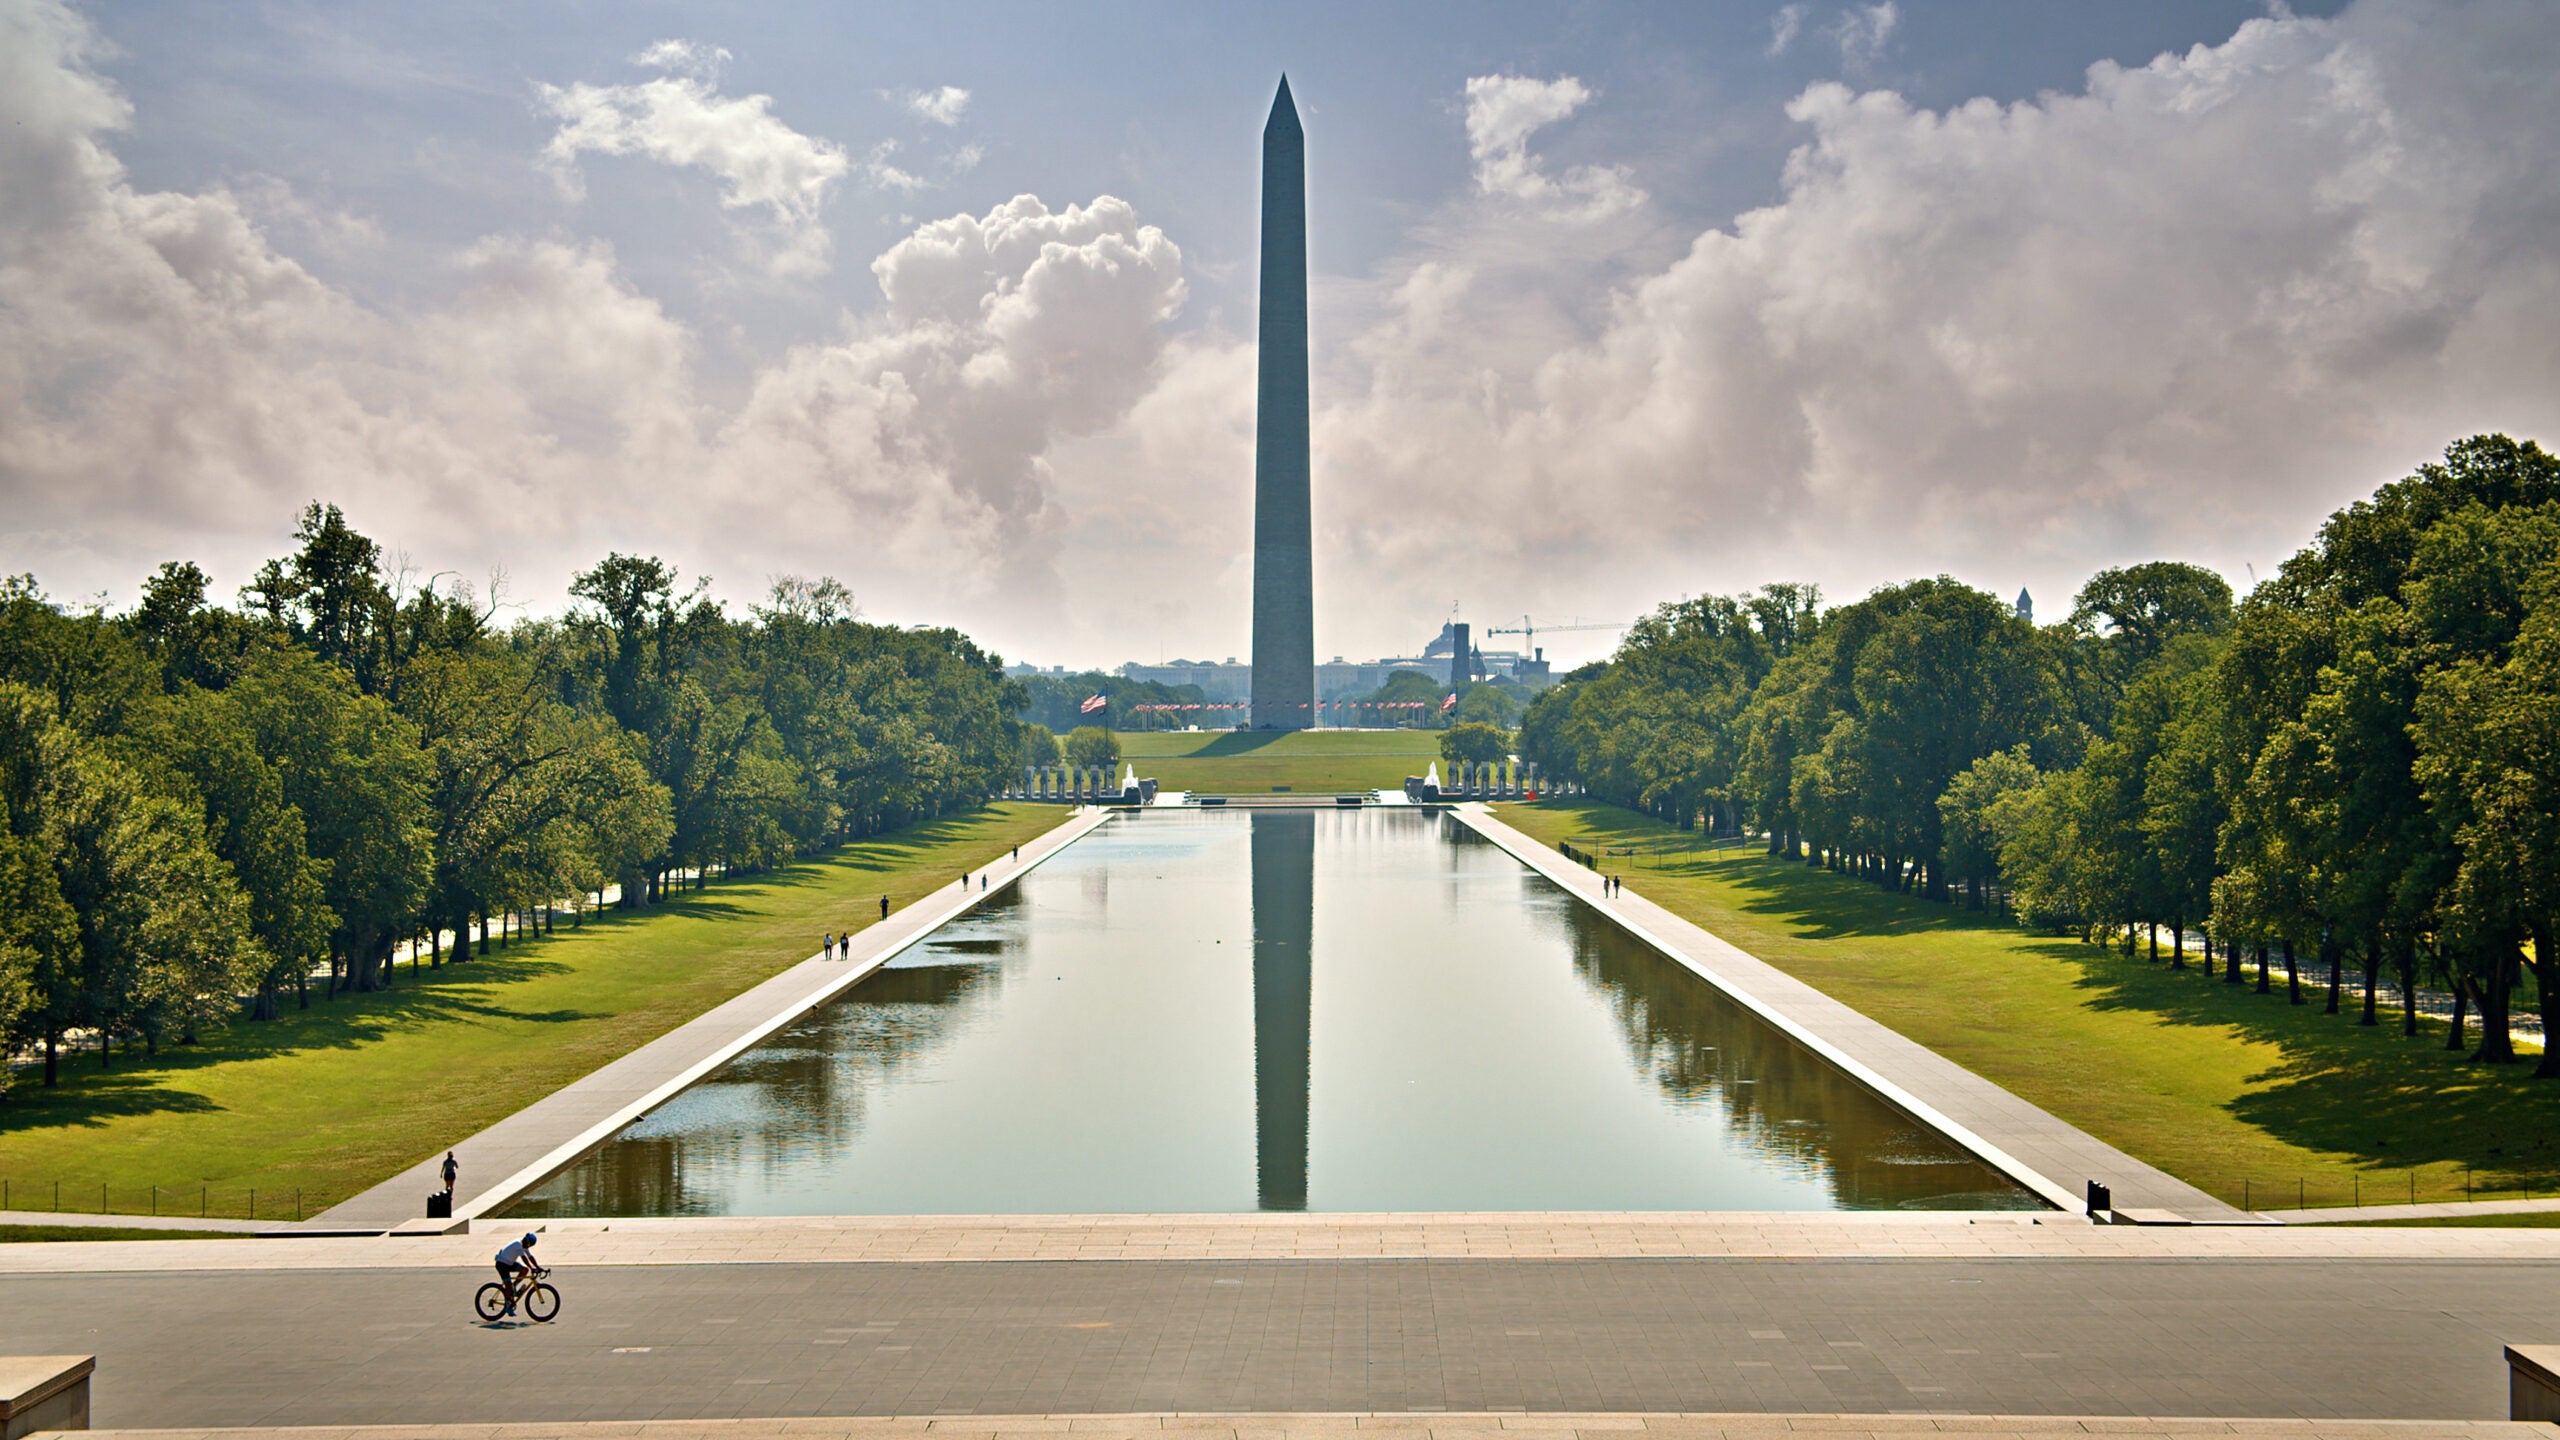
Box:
1485;616;1627;654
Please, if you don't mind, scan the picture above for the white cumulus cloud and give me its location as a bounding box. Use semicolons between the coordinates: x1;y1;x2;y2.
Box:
1308;0;2560;647
906;85;971;126
1460;74;1646;220
539;56;848;276
0;0;1191;643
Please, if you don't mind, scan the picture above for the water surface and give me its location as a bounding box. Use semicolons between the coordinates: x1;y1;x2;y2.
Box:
507;809;2039;1216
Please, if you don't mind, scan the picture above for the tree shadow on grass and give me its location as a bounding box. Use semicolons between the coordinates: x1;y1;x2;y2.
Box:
0;954;590;1136
2062;951;2560;1187
1517;801;2560;1194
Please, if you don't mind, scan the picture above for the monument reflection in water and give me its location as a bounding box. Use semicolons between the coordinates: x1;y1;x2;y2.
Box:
505;810;2039;1217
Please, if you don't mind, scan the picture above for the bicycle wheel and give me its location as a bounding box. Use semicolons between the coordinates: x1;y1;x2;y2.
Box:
474;1283;508;1322
525;1282;561;1323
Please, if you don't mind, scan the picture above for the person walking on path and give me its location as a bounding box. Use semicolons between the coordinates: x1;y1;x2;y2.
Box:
1012;845;1019;862
440;1151;459;1196
879;894;890;920
823;932;835;960
960;869;969;889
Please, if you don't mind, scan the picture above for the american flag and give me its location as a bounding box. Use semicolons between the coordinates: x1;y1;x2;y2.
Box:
1080;694;1108;714
1440;692;1458;712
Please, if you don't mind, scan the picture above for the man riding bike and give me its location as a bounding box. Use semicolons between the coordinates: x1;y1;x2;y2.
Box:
493;1232;544;1316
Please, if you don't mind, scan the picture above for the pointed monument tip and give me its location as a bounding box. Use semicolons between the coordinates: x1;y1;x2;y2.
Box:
1266;75;1301;135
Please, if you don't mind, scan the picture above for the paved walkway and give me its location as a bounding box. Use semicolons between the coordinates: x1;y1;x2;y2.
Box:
321;809;1115;1230
12;1255;2558;1425
69;1417;2560;1440
1451;808;2240;1223
7;1213;2560;1274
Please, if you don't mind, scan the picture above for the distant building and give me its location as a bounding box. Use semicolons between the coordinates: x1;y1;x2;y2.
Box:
2015;588;2034;624
1119;658;1250;702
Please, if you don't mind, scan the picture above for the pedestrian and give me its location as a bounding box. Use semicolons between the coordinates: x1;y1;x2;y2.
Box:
1012;845;1019;861
880;894;890;920
960;869;969;888
440;1150;459;1196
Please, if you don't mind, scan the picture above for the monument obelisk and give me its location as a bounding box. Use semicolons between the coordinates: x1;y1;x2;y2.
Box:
1249;77;1314;730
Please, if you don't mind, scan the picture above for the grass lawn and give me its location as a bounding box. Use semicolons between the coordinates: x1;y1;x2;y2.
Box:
1116;729;1443;793
0;803;1069;1216
0;1224;252;1243
1492;799;2559;1211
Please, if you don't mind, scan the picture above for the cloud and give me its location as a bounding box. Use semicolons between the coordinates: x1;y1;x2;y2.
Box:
863;141;928;193
6;0;2560;672
1768;4;1807;57
0;0;1189;641
1306;0;2560;648
1460;74;1646;220
538;56;848;276
906;85;971;126
1833;3;1898;71
629;39;729;77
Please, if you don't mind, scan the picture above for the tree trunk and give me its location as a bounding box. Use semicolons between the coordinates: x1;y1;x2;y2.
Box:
296;966;308;1010
2446;982;2468;1050
2256;943;2271;994
2284;938;2302;1004
2530;920;2559;1079
2360;935;2379;1027
43;1031;57;1086
478;910;490;956
2324;932;2341;1014
253;980;280;1023
2170;922;2185;970
2472;949;2517;1065
2397;937;2419;1037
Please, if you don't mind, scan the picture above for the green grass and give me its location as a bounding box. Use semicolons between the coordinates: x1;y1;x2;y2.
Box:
1114;729;1443;793
0;1224;252;1243
2339;1210;2560;1228
1492;799;2560;1211
0;803;1069;1214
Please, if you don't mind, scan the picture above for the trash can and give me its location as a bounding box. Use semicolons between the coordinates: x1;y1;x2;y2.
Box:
2085;1181;2111;1219
427;1190;453;1219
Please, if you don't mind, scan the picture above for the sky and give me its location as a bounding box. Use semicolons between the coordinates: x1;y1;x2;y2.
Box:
3;0;2556;673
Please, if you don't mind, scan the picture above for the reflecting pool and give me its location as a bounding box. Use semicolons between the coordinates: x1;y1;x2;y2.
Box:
505;809;2041;1216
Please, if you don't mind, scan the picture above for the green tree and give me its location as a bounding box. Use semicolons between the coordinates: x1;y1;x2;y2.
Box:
226;649;433;994
1936;745;2037;910
1439;721;1511;768
133;686;333;1019
1064;725;1122;771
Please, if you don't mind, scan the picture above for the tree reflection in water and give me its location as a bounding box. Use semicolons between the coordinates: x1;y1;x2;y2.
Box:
506;894;1018;1217
1551;893;2039;1209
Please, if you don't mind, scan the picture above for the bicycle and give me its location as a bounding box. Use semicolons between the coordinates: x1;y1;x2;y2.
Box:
475;1263;560;1323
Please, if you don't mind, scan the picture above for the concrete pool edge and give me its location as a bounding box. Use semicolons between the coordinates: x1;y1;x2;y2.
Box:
316;807;1118;1231
1446;804;2249;1224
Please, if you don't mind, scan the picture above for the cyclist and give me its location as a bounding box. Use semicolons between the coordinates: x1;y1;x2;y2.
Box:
493;1232;543;1315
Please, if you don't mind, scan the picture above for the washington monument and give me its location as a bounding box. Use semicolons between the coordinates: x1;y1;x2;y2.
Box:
1250;77;1314;730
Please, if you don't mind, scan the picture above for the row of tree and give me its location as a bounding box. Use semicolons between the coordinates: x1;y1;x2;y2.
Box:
0;505;1024;1093
1521;435;2560;1075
